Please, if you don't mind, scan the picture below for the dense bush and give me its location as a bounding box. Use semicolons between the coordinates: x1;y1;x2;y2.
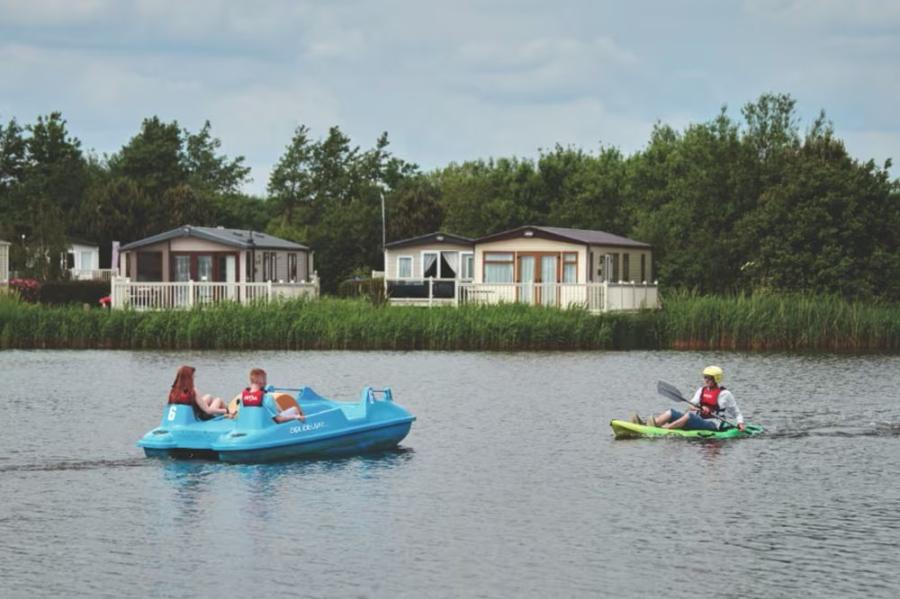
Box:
39;280;111;306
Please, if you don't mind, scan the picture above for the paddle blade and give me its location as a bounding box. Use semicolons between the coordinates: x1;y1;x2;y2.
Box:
657;380;688;404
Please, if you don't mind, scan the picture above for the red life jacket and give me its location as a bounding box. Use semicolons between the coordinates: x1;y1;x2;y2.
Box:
169;388;196;406
699;385;724;418
241;387;264;407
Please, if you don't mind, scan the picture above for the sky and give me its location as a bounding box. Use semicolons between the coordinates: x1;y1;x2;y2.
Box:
1;0;898;195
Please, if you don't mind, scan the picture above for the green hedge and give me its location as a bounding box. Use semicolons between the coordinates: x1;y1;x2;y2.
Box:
39;280;111;306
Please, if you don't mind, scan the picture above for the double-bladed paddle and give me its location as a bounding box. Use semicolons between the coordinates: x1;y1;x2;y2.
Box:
656;380;739;429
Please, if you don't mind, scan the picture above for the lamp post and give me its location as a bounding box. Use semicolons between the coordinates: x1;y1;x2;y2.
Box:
20;233;26;276
380;188;386;253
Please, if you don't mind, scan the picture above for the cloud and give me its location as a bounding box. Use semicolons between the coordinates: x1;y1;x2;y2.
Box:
0;0;109;25
1;0;897;195
742;0;900;30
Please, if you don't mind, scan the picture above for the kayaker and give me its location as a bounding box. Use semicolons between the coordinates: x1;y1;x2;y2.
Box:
639;366;745;432
168;365;228;420
234;368;304;423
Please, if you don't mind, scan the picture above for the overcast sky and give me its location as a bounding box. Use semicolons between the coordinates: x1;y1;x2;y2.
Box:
1;0;898;195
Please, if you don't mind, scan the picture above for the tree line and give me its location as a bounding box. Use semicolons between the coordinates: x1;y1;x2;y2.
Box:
1;93;898;297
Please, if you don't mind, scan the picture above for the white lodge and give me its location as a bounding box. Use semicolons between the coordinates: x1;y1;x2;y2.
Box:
383;226;659;312
112;225;318;309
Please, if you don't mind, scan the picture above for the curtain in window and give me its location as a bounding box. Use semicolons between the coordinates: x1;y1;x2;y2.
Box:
519;256;535;303
398;257;412;278
442;252;459;279
423;253;438;277
485;263;513;283
540;256;556;306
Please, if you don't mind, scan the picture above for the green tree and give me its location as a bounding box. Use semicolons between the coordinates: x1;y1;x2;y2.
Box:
268;125;314;225
385;175;444;242
627;111;756;293
110;116;186;202
184;120;251;194
736;118;900;299
541;145;631;233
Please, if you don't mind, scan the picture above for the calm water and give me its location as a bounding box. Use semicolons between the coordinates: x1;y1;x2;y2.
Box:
2;350;900;598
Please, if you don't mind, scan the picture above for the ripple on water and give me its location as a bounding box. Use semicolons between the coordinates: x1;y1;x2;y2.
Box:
2;350;900;598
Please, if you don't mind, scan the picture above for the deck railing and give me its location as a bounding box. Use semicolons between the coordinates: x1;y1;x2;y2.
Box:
383;279;659;312
69;268;115;281
386;278;463;306
458;282;658;312
110;278;319;310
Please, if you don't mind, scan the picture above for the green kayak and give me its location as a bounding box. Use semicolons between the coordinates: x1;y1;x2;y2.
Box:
610;419;764;440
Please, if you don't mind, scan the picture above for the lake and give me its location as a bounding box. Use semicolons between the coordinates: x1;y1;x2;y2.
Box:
2;350;899;598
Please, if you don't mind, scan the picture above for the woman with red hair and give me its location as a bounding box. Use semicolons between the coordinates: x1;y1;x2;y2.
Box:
168;365;227;420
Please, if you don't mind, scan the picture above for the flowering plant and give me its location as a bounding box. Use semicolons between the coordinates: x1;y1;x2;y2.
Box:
9;278;41;303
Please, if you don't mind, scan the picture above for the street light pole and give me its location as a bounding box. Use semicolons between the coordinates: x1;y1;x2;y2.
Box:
380;189;386;253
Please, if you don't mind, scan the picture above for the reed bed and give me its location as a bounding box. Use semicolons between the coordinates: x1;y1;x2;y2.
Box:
2;292;898;352
0;295;659;351
661;290;900;351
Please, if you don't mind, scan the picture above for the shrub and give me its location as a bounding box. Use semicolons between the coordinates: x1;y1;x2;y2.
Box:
336;277;387;305
8;278;41;302
39;280;111;306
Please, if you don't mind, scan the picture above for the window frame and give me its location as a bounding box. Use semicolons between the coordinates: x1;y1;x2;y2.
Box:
483;251;515;284
562;251;578;284
422;251;439;279
460;251;474;281
397;255;413;279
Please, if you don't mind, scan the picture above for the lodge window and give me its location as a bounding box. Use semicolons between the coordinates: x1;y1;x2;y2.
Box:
288;253;298;281
262;251;277;281
397;256;413;278
610;253;620;282
136;251;163;282
461;252;474;281
484;252;514;283
641;254;646;283
622;254;630;282
562;252;577;283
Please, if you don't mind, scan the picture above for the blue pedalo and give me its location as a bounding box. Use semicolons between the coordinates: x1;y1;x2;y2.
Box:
138;386;415;463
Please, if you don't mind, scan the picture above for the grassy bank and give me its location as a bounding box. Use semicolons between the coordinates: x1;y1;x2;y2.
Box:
662;291;900;351
2;292;899;351
0;295;659;351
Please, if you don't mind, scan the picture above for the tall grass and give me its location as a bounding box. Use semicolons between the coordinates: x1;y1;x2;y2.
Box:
2;291;899;351
661;290;900;351
0;295;660;351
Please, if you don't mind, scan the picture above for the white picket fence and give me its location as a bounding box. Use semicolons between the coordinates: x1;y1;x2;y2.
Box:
458;282;659;313
110;278;319;310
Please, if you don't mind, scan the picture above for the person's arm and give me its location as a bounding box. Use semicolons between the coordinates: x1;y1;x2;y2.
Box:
689;388;702;410
720;390;744;430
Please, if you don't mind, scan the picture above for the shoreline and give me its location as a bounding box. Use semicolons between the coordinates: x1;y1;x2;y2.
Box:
3;293;900;352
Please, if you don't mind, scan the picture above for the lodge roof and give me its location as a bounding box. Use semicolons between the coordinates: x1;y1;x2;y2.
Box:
120;225;309;252
476;226;651;249
384;231;475;250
